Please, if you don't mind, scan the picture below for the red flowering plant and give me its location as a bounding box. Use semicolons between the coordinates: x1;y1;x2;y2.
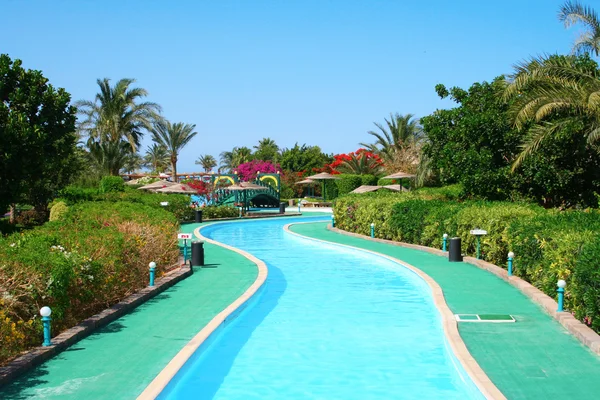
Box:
315;149;384;175
236;160;280;182
181;179;216;206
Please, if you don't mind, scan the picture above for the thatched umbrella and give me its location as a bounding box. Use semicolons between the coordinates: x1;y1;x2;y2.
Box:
155;184;198;194
383;184;409;192
383;170;415;191
137;180;176;191
305;172;339;201
295;178;316;197
350;185;381;194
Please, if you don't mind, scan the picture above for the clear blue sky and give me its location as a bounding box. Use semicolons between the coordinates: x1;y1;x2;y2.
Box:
3;0;575;172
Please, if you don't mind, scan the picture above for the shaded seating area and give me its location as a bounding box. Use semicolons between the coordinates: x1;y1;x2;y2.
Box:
350;184;409;194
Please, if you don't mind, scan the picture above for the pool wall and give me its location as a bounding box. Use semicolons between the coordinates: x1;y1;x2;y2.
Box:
137;226;268;400
284;222;506;400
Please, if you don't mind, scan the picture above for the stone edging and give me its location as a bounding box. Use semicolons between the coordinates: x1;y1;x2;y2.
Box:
327;225;600;356
285;222;505;400
0;263;192;388
136;224;268;399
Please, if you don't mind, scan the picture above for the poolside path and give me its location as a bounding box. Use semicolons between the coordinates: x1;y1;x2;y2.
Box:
289;222;600;400
0;222;257;400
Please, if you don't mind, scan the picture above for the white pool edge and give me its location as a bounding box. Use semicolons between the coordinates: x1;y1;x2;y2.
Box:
284;221;506;400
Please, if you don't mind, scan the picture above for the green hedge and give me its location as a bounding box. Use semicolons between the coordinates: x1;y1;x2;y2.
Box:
0;201;179;364
334;190;600;333
201;205;239;219
99;176;125;193
336;174;363;196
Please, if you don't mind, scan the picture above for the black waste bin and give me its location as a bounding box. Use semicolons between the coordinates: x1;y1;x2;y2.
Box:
192;240;205;267
195;209;203;223
449;237;463;262
279;202;286;214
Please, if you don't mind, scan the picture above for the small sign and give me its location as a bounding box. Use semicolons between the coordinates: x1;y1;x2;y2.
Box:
178;233;192;240
160;202;169;206
470;229;487;235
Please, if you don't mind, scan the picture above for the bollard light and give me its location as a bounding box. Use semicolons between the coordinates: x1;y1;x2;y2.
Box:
557;279;566;312
149;261;156;287
507;251;515;276
331;215;335;228
442;233;448;252
40;306;52;346
370;223;375;238
298;201;301;214
239;206;242;218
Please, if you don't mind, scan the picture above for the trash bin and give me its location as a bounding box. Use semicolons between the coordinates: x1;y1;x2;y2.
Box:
279;202;286;214
192;241;205;267
195;209;203;223
449;237;463;262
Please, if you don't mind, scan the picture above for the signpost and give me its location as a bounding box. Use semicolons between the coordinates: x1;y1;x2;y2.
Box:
178;233;192;263
469;229;487;259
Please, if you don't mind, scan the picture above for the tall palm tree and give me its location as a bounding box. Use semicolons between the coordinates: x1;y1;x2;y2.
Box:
76;78;161;153
88;141;131;176
151;120;198;182
195;154;217;172
219;146;253;172
360;113;424;162
123;152;144;174
559;1;600;57
144;143;170;173
254;137;280;162
503;54;600;169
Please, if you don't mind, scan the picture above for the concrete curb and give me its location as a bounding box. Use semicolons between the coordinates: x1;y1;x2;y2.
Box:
136;224;268;399
327;225;600;357
286;222;505;400
0;263;192;388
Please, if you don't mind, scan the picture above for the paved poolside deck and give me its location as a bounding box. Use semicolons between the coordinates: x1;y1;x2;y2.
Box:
289;222;600;400
0;225;258;400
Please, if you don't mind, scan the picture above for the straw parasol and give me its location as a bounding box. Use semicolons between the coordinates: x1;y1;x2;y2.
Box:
350;185;380;194
225;182;269;210
155;184;198;194
125;178;141;185
305;172;339;201
137;180;177;191
295;178;314;184
383;171;416;179
383;184;409;192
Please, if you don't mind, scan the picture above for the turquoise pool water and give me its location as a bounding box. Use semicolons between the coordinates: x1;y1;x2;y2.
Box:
159;217;483;399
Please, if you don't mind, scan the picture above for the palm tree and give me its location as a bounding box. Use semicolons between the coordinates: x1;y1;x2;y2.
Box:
88;141;132;176
151;120;198;182
360;113;423;162
219;146;253;172
76;78;161;153
254;137;280;162
503;54;600;169
195;154;217;172
123;152;144;174
144;143;170;173
335;150;384;174
559;1;600;57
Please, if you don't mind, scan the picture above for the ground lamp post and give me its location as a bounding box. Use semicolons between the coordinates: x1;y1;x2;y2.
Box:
40;306;52;347
331;215;335;228
469;229;487;259
370;223;375;238
507;251;515;276
442;233;448;251
557;280;566;312
149;261;156;286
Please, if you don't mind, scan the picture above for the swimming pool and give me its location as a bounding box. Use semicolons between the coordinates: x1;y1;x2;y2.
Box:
159;217;484;399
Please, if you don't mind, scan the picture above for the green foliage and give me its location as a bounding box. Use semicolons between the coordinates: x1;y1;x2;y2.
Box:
0;201;179;364
279;143;332;174
49;201;68;222
335;174;363;196
99;176;125;193
361;175;378;186
377;178;396;186
334;191;600;333
0;54;78;213
201;206;239;219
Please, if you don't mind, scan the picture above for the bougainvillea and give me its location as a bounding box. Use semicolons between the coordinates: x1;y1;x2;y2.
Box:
236;160;280;182
314;149;383;174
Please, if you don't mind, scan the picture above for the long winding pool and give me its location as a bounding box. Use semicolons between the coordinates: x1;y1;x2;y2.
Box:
159;217;484;399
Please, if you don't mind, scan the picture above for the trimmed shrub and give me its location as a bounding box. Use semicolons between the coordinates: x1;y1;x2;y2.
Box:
0;201;179;365
335;174;363;196
99;176;125;193
361;174;378;186
49;201;68;222
202;206;239;219
58;185;99;204
377;178;396;186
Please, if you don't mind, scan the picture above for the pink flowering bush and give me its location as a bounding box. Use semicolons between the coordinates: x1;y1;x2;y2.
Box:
236;160;280;182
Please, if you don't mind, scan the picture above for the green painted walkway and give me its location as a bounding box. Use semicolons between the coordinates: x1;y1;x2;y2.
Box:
290;222;600;400
0;223;257;400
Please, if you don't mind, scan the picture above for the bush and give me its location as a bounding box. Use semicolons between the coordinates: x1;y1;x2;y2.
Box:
335;174;363;196
361;175;378;186
333;188;600;334
377;178;396;186
13;209;48;226
201;206;239;219
58;185;99;204
99;176;125;193
49;201;68;222
0;201;179;365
